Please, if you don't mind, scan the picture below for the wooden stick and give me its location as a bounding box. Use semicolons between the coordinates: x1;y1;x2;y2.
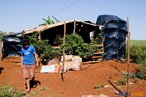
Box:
61;21;66;82
73;20;76;33
126;17;130;97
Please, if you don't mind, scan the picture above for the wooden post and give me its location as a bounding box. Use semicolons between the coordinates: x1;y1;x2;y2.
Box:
38;31;41;39
126;17;130;97
73;20;76;33
61;21;66;82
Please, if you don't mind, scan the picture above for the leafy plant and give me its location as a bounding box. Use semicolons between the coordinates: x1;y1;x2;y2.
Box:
124;71;146;81
39;16;60;26
26;32;100;63
134;72;146;80
124;72;137;79
26;32;62;64
62;33;98;59
93;32;103;44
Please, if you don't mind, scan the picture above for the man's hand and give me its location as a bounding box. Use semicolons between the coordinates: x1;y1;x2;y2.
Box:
36;61;39;67
21;64;23;69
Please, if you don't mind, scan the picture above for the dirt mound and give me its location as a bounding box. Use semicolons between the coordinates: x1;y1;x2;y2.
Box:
0;57;146;97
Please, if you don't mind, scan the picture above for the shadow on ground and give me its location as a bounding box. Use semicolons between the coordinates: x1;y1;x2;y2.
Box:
0;67;4;74
30;80;41;89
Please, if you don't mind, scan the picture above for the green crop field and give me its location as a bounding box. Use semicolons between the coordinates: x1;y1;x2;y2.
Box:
130;40;146;46
130;40;146;79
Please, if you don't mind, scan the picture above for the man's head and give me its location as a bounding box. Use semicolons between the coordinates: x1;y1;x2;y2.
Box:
22;39;29;48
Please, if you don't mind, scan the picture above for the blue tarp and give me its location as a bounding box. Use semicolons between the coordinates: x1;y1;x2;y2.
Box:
96;15;127;60
2;32;23;60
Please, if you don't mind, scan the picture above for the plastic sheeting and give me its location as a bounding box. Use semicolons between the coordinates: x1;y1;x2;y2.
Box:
96;15;127;60
1;32;23;60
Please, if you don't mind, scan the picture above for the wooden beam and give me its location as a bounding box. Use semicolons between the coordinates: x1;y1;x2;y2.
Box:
73;20;76;33
126;17;130;97
61;21;66;82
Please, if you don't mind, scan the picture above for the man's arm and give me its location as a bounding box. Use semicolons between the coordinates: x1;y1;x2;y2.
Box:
34;53;39;67
21;56;23;68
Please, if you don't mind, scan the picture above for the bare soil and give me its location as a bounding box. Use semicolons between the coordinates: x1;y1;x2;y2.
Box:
0;56;146;97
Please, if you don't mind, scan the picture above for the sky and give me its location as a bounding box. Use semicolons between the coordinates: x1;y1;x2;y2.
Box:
0;0;146;40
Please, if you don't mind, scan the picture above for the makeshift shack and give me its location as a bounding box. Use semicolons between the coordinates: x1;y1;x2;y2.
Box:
1;20;103;61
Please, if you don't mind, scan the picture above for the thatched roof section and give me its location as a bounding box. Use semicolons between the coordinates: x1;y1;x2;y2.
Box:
23;20;99;35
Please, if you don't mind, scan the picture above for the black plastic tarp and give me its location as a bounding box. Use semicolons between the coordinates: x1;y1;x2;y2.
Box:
96;15;127;60
1;32;23;60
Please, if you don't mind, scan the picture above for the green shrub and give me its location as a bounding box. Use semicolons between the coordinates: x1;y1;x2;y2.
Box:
0;86;24;97
93;32;103;44
62;33;98;59
134;72;146;80
26;32;100;63
26;32;62;64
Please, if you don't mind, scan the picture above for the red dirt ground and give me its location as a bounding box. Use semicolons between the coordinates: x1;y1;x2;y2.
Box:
0;56;146;97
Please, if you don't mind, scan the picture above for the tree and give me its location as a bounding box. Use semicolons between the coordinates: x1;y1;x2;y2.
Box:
39;16;60;26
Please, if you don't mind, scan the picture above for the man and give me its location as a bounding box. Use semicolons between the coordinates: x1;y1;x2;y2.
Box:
21;39;39;93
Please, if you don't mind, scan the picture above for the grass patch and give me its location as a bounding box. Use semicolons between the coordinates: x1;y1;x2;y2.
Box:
115;79;127;85
0;86;25;97
94;84;104;89
0;86;50;97
40;87;48;91
29;86;48;96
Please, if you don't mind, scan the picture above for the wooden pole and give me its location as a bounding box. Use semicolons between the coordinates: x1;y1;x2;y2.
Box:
38;31;41;39
126;17;130;97
73;20;76;33
61;21;66;82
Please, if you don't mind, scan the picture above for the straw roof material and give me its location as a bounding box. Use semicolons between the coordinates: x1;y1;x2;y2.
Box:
23;20;98;35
